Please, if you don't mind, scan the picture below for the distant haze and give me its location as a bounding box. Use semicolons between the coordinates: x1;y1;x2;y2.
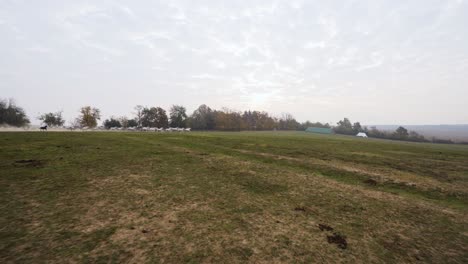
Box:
371;124;468;141
1;0;467;125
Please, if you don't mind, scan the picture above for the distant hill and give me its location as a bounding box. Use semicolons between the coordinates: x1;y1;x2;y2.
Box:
367;125;468;142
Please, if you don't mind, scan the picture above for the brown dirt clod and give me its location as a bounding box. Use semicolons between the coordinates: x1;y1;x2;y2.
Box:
294;206;306;212
14;159;45;168
363;178;378;186
318;224;334;232
327;233;347;249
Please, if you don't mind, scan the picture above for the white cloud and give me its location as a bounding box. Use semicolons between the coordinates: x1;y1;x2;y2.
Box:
26;45;51;53
209;60;226;69
167;2;190;25
317;15;338;38
290;1;303;10
244;89;283;109
295;57;305;69
131;31;174;42
244;61;266;67
241;2;280;19
209;35;247;57
304;41;327;49
191;74;223;80
151;66;164;71
356;52;385;72
80;39;123;56
116;5;136;19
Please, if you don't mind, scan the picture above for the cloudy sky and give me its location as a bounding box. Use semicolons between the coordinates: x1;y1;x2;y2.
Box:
1;0;467;125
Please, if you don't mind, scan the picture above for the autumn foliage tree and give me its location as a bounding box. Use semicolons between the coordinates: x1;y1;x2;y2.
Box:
242;111;276;130
214;108;243;131
78;106;101;128
278;113;299;130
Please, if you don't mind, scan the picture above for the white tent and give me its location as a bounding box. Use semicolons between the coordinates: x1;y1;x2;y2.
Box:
356;132;368;138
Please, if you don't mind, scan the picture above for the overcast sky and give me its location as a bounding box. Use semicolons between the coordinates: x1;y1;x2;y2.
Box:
1;0;467;125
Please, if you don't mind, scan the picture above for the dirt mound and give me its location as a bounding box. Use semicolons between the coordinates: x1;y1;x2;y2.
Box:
327;233;347;249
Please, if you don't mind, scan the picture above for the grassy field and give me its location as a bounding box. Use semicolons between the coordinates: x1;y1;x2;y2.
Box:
1;131;467;263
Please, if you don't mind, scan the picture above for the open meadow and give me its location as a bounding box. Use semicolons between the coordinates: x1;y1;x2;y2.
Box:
1;131;467;263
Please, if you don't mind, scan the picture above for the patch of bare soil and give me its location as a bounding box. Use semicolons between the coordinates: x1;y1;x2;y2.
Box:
327;233;347;249
133;188;150;195
318;224;334;232
13;159;46;168
294;206;306;212
363;178;378;186
318;223;346;249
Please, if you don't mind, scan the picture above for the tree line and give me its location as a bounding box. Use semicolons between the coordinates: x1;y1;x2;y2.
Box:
0;98;464;144
0;99;330;131
333;117;460;144
100;104;330;131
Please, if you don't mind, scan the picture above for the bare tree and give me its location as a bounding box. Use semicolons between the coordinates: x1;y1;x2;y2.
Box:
134;105;144;127
69;118;81;130
278;113;299;130
119;116;129;128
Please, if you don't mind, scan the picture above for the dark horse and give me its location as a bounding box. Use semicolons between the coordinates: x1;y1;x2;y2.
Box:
40;125;48;131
